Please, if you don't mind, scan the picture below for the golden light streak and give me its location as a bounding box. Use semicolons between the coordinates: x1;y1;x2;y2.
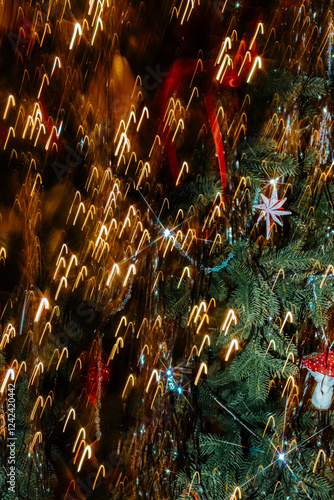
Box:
28;362;44;388
163;97;176;123
136;106;149;132
85;166;99;191
4;323;16;339
73;428;86;453
55;276;67;300
122;374;135;398
149;135;161;157
220;309;237;336
14;361;26;383
37;73;49;99
91;1;103;27
265;339;276;356
95;224;107;248
114;120;127;144
237;51;251;76
69;22;82;50
53;257;66;280
177;267;191;288
30;396;44;419
225;338;239;361
246;56;262;83
137;229;150;252
45;125;59;150
93;465;106;490
56;244;69;266
29;431;42;454
65;254;78;277
73;202;86;226
92;17;103;45
209;233;222;255
216;37;232;66
100;168;112;192
30;173;42;197
182;229;196;251
262;415;275;437
77;444;92;472
272;268;285;290
151;382;164;409
63;408;76;432
187;345;199;365
313;449;326;473
175;161;189;185
279;311;293;333
107;263;120;286
320;264;334;288
0;333;9;350
108;337;124;362
194;362;207;385
4;127;15;150
136;162;151;189
3;95;15;120
198;335;210;356
146;369;160;392
151;315;162;332
136;318;148;338
189;58;203;87
118;216;131;239
131;75;142;100
125;112;136;135
0;368;15;393
34;296;49;322
208;205;221;227
173;208;184;227
123;264;136;287
64;480;76;500
56;347;69;370
51;56;61;76
249;22;264;50
171;118;184;142
282;352;295;374
11;360;18;369
216;54;233;82
115;316;127;338
70;358;82;381
50;305;60;322
230;486;242;500
180;0;196;25
0;247;6;264
188;305;199;326
40;394;53;417
186;86;199;110
115;132;130;156
282;375;297;398
273;482;282;495
40;22;51;46
196;313;209;334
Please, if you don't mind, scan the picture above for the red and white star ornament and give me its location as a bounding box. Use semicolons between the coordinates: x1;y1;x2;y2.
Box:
254;187;291;239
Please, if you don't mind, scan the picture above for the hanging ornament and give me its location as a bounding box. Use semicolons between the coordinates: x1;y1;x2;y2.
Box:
301;352;334;410
254;187;291;239
81;340;110;439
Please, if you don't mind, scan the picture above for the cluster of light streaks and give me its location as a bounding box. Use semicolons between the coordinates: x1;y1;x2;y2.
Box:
0;0;334;499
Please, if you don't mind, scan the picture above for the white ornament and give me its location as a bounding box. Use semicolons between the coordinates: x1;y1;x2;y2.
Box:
309;370;334;410
254;188;291;239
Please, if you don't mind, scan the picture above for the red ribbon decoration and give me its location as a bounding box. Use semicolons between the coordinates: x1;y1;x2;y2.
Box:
204;89;227;193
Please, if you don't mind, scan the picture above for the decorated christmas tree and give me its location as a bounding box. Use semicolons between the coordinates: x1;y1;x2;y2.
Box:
1;0;334;499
